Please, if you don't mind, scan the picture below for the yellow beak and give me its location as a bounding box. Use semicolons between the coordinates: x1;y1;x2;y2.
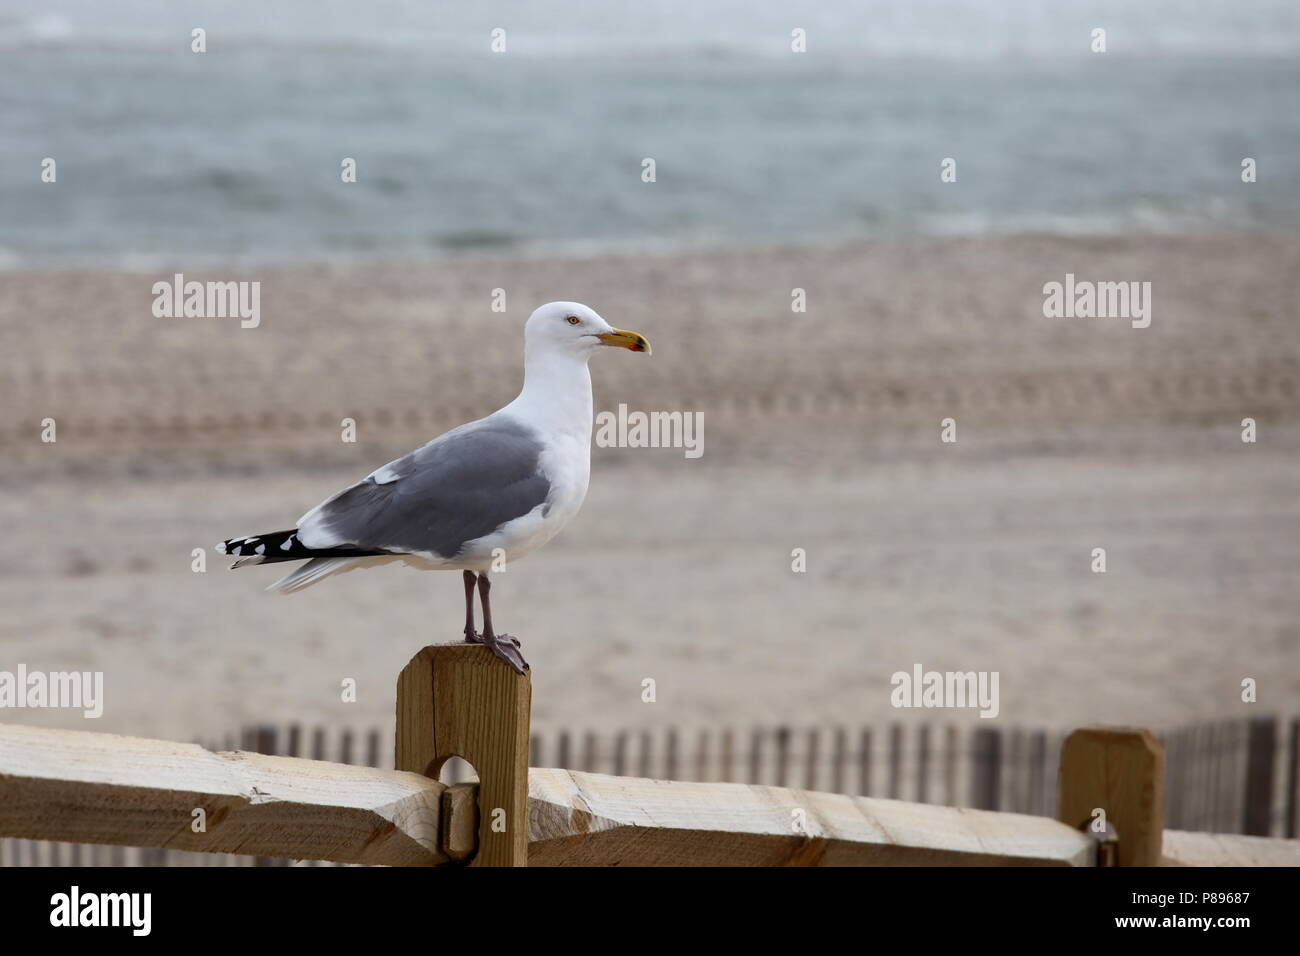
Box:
595;328;652;355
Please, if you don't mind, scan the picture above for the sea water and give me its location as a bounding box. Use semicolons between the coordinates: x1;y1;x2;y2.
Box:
2;0;1298;266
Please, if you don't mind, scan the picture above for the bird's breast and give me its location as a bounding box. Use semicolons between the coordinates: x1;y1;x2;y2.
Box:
539;431;591;526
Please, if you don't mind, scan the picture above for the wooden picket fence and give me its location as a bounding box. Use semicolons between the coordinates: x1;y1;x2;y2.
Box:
2;703;1295;866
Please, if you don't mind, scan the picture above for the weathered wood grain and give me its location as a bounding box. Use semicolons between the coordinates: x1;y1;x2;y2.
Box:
7;718;1296;868
1058;727;1165;866
395;643;531;866
441;782;478;862
526;768;1094;866
1162;830;1300;867
0;723;446;866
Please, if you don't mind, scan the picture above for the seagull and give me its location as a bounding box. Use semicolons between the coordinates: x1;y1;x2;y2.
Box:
216;302;650;674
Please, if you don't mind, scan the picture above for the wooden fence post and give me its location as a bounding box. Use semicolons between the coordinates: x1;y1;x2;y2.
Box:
1242;716;1276;836
1057;727;1164;866
395;643;531;867
970;727;1001;810
1286;717;1299;839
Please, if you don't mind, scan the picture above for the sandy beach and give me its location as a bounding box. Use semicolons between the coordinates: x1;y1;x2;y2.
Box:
1;232;1297;744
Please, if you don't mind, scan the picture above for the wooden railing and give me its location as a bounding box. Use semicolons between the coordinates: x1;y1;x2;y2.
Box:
192;712;1295;837
1;643;1297;867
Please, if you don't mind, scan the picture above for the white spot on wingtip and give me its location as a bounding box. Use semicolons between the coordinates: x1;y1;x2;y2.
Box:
215;542;226;553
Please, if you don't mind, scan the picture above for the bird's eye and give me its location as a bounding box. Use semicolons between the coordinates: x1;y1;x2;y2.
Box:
566;316;580;325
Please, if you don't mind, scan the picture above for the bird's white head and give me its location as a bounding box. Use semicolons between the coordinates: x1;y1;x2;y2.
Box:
524;301;651;361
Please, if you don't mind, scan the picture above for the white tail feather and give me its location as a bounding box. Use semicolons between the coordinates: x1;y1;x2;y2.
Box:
266;557;359;594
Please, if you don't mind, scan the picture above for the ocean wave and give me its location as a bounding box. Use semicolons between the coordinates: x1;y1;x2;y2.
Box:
4;1;1300;59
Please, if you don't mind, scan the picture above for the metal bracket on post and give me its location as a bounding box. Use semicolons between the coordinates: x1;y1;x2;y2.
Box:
395;643;532;866
1075;818;1119;867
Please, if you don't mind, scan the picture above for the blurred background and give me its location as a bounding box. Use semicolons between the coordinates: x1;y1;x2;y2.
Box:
0;1;1297;856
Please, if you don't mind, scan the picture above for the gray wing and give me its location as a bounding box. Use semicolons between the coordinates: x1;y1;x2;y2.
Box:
296;415;551;559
